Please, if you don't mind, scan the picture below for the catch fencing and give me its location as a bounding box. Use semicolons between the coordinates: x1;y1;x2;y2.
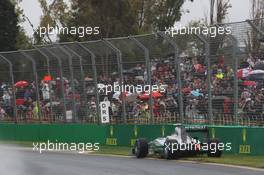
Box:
0;19;264;126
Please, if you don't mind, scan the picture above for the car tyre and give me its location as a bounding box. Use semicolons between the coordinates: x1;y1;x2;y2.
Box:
164;139;178;160
207;139;222;157
134;138;149;158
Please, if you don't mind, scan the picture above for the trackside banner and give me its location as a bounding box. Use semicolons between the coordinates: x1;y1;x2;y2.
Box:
100;101;110;124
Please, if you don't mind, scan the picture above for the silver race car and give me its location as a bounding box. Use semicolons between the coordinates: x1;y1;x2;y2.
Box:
132;124;222;159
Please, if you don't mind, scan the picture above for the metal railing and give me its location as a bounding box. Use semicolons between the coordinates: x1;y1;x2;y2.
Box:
0;19;264;126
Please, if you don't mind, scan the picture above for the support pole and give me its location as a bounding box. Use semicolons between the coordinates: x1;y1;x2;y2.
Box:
157;32;184;124
229;36;239;125
195;34;213;124
129;36;154;124
20;51;42;123
102;40;127;124
63;45;90;122
55;46;78;123
44;47;67;122
34;47;53;123
76;43;101;124
0;54;17;123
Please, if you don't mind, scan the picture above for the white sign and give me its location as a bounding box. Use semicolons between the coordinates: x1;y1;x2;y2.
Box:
100;101;110;123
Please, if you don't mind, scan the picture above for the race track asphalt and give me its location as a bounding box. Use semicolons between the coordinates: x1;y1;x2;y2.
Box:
0;146;263;175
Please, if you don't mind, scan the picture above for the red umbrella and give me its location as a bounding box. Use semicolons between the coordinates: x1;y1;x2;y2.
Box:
152;91;163;98
15;81;29;88
43;75;52;82
242;81;257;86
138;91;163;100
16;99;25;105
237;68;252;79
138;93;149;100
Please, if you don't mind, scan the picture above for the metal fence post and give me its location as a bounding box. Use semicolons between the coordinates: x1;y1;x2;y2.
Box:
20;51;42;122
33;47;53;122
129;36;154;124
229;36;239;125
43;48;67;122
0;54;17;123
76;42;101;124
157;32;184;124
195;34;213;124
55;46;78;123
102;39;127;124
63;45;90;122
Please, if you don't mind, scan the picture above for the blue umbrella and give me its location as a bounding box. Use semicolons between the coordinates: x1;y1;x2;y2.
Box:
191;90;203;97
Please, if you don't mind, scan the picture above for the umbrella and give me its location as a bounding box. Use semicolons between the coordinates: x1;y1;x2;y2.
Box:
15;81;29;88
45;102;60;107
16;99;25;105
152;91;163;98
191;90;203;97
84;77;93;81
249;70;264;74
112;92;120;100
113;91;130;100
135;76;144;81
254;62;264;70
240;61;250;69
247;73;264;81
138;91;163;100
43;75;52;82
237;68;251;79
242;81;257;86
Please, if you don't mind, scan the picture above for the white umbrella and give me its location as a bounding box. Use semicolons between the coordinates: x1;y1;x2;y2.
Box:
45;102;60;107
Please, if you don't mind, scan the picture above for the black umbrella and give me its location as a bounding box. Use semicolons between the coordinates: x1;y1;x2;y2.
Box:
240;61;250;69
254;62;264;70
247;73;264;81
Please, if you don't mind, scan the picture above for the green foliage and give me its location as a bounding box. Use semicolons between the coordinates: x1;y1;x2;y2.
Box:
16;27;33;49
35;0;193;42
0;0;19;51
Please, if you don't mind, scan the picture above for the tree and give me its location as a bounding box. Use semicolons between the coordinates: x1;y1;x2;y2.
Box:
0;0;19;51
36;0;70;43
129;0;194;32
244;0;264;53
208;0;232;56
35;0;193;42
59;0;138;42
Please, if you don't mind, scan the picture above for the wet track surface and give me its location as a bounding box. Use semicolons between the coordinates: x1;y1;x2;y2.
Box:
0;146;263;175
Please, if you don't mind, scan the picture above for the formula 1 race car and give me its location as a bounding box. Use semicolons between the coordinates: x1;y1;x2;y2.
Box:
132;124;223;159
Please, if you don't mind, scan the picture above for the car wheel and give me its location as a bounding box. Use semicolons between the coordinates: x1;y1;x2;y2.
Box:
134;138;148;158
207;139;222;157
164;139;178;160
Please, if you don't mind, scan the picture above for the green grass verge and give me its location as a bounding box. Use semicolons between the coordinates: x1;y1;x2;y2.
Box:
95;146;264;169
0;140;33;147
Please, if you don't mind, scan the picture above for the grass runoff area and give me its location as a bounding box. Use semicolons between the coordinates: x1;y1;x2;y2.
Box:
1;141;263;169
95;146;264;169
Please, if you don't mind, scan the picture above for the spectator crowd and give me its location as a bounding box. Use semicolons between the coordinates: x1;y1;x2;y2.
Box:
0;52;263;124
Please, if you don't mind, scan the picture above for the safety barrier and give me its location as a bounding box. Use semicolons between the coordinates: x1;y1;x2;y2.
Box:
0;123;263;155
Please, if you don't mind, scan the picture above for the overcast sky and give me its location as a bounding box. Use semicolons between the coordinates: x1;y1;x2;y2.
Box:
20;0;251;37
